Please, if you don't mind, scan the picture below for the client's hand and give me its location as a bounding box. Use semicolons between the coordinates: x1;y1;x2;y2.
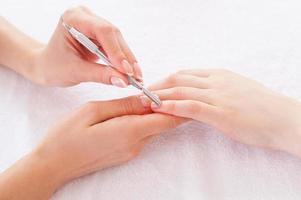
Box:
0;96;184;200
29;6;142;86
140;69;301;157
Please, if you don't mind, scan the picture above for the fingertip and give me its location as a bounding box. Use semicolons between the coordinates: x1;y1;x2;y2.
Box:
139;95;152;108
139;95;163;110
121;59;134;76
151;101;163;110
110;76;128;88
133;62;143;81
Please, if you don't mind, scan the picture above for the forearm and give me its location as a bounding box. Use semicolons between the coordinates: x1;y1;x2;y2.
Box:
0;152;65;200
0;16;44;77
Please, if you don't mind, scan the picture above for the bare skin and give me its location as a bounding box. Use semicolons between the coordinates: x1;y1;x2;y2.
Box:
140;69;301;157
0;6;142;87
1;5;301;200
0;96;185;200
0;6;182;199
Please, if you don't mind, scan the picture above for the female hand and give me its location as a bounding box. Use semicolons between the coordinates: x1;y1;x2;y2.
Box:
140;69;301;157
0;96;184;199
0;6;142;87
35;6;142;86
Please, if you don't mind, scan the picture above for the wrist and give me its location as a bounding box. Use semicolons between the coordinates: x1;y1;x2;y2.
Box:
3;42;45;83
0;150;66;199
28;148;69;189
12;45;44;82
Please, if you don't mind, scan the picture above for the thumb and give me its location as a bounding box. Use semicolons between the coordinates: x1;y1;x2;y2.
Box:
79;61;129;87
83;96;153;126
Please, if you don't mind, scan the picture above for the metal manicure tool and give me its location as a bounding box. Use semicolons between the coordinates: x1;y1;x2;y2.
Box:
62;22;161;106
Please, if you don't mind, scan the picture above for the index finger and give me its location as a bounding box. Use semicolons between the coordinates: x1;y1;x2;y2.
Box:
62;6;134;75
117;34;143;81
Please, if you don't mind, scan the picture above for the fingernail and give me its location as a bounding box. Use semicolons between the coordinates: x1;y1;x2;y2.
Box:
122;60;134;76
110;76;127;88
139;95;151;107
133;62;143;81
151;101;161;109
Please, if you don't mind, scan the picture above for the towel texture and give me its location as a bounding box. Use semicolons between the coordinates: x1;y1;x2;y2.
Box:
0;0;301;199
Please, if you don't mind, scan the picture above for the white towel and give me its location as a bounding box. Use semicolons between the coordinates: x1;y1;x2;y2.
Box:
0;0;301;199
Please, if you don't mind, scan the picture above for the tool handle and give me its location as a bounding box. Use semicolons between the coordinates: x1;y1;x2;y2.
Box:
69;27;98;53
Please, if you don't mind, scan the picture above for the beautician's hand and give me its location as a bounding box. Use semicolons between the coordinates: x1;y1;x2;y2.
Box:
0;6;142;87
140;69;301;157
0;96;184;199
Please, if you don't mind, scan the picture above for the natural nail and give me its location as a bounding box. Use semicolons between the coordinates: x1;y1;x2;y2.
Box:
133;62;143;81
122;60;134;76
110;76;127;88
139;95;151;107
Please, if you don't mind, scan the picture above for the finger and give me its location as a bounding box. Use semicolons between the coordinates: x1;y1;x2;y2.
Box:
94;28;134;75
83;96;152;125
150;100;219;125
62;7;98;39
78;61;129;86
175;69;212;77
62;7;134;75
99;113;187;140
177;69;231;77
148;74;210;91
140;87;216;107
136;114;186;138
117;34;143;81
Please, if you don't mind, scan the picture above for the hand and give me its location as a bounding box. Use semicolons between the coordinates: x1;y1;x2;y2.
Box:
0;96;184;199
140;69;301;157
29;6;142;86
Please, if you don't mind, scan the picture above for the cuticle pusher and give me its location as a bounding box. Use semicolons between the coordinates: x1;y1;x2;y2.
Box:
62;21;161;106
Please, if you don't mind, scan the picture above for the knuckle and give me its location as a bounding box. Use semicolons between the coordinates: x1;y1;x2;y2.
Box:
62;9;74;23
83;101;101;115
167;117;180;129
210;75;227;87
99;24;118;34
63;5;88;19
166;73;180;86
186;100;201;116
172;87;187;99
76;5;90;12
217;68;231;74
120;97;136;114
63;9;72;18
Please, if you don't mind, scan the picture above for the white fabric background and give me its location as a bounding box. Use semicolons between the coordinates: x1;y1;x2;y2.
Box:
1;0;301;199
